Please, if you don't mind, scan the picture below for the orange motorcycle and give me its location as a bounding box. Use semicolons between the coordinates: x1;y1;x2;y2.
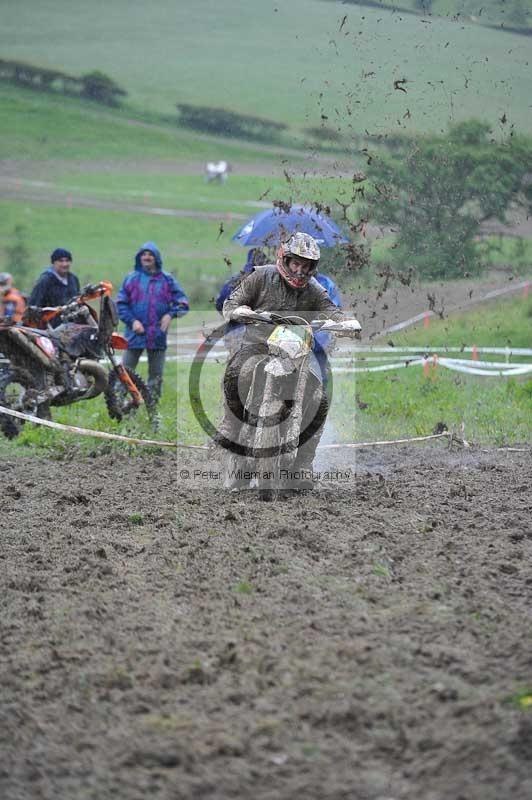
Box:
0;281;154;439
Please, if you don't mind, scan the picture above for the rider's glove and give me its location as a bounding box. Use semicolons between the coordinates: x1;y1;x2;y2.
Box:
320;318;362;338
229;305;254;322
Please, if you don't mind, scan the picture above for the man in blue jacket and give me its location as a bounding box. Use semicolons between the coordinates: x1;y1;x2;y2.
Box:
117;242;189;402
28;249;80;325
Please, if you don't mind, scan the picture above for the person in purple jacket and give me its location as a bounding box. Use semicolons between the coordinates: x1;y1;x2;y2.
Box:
116;241;189;402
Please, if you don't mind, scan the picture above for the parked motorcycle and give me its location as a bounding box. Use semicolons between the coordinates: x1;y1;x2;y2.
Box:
0;281;154;439
223;310;361;499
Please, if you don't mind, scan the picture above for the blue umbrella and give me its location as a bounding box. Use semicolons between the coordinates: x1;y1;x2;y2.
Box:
232;204;349;248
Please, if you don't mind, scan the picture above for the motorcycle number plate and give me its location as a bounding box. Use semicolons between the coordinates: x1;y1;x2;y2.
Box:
35;335;56;358
268;324;312;360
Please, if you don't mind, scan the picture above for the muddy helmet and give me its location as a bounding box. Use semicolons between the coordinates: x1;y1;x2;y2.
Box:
276;232;321;289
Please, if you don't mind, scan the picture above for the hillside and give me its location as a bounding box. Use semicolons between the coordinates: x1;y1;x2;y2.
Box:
329;0;532;32
1;0;531;137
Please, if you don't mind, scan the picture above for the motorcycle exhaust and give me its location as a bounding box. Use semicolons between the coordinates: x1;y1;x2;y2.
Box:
77;359;109;399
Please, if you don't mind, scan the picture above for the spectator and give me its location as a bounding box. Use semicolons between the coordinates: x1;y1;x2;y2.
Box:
315;272;342;308
28;248;80;324
215;248;267;314
313;271;342;354
0;272;26;323
116;241;189;402
215;248;267;355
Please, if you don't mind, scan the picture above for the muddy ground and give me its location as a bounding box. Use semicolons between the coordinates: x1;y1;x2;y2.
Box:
1;444;531;800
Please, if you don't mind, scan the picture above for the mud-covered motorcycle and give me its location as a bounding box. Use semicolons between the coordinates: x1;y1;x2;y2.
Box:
0;282;154;439
223;310;361;499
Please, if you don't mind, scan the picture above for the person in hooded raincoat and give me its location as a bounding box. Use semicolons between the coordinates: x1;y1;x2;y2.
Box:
116;241;189;401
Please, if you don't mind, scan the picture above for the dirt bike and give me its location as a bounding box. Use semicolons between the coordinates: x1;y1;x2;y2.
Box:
223;310;361;500
0;281;154;439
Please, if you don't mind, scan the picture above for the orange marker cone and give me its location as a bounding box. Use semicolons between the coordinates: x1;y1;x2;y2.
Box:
472;345;479;362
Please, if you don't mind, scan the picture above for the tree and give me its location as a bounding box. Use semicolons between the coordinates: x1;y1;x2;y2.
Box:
80;71;127;106
366;121;532;280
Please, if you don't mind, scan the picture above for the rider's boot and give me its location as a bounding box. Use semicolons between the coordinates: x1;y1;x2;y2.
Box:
285;388;329;492
213;405;252;490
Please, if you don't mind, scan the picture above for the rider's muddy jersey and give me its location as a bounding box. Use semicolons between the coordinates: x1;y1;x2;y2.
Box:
222;265;345;331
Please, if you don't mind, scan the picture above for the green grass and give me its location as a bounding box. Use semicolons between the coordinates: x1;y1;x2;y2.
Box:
339;0;532;30
482;236;532;273
1;0;531;136
389;295;532;349
177;350;531;448
341;369;532;446
0;361;179;459
0;165;360;302
49;172;353;214
0;200;247;299
506;687;532;711
0;85;285;162
431;0;532;29
1;318;530;463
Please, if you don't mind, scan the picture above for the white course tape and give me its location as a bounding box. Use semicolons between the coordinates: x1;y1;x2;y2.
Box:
332;356;532;376
438;359;532;377
0;405;206;450
334;359;426;374
317;432;455;449
336;345;532;356
0;404;459;452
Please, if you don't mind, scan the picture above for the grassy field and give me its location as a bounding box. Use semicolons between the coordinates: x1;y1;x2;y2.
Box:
48;173;352;213
392;293;532;348
0;85;287;162
0;199;246;298
2;356;529;461
0;361;180;460
1;0;531;137
336;0;532;30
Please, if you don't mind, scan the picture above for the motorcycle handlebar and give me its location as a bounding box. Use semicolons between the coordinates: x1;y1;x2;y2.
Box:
237;311;362;336
22;281;112;326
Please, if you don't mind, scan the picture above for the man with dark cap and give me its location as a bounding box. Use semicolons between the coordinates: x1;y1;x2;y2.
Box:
29;249;80;316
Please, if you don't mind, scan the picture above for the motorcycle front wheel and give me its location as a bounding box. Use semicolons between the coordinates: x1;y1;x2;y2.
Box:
248;371;288;501
105;367;155;424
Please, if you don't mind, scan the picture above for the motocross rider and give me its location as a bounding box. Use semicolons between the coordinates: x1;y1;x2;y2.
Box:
219;232;359;487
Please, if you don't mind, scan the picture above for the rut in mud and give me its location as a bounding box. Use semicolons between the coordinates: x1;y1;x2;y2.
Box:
1;445;531;800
